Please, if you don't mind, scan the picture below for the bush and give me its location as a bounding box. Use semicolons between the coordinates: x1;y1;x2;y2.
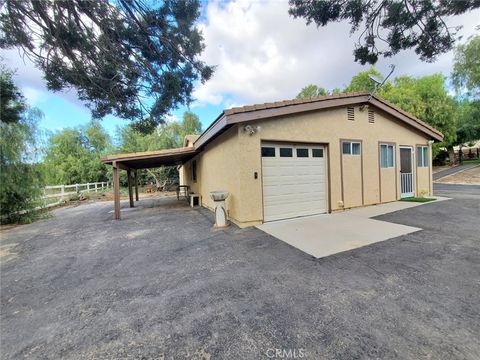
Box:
433;150;449;166
0;110;44;224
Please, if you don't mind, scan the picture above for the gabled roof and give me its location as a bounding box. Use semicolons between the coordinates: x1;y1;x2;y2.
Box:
194;92;443;148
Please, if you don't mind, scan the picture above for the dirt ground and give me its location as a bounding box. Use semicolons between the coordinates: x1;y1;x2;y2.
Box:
436;165;480;185
432;165;452;174
1;188;479;359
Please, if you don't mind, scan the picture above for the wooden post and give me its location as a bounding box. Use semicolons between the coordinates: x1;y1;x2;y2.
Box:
113;162;121;220
60;185;65;201
127;169;134;208
134;170;139;201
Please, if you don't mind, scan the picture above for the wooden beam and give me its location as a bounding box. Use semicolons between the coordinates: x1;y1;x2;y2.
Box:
115;161;130;171
127;169;134;208
134;170;139;201
112;162;121;220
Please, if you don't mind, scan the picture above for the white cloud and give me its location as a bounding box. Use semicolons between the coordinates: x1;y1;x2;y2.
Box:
194;0;480;108
22;86;44;105
0;48;86;108
164;113;180;124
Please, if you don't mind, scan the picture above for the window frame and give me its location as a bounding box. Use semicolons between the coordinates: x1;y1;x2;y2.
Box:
342;141;361;156
380;143;395;168
417;146;429;167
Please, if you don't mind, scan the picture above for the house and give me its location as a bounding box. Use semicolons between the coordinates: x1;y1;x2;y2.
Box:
103;93;443;225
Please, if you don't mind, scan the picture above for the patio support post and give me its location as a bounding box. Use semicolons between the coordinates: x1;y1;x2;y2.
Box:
112;161;121;220
134;170;139;201
127;169;134;208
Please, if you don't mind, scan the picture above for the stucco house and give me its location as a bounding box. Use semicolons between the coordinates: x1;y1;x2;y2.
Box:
103;92;443;225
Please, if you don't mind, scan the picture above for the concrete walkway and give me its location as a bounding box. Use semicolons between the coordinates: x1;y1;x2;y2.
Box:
257;198;448;258
433;163;479;180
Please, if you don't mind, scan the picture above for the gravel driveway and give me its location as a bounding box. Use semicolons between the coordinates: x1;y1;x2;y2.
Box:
1;191;479;359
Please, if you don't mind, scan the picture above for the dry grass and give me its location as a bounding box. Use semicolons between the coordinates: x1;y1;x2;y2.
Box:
432;165;453;174
436;165;480;185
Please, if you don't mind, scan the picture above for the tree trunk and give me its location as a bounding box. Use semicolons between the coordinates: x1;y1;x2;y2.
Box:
146;169;162;191
446;145;456;165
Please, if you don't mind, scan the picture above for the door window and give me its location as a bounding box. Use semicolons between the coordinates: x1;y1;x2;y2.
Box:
400;148;412;173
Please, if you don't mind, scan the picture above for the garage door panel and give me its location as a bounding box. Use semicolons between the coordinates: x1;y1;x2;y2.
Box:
264;193;325;205
263;183;325;195
262;143;326;222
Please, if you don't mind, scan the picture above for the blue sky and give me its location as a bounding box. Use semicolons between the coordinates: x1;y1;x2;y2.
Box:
1;1;479;140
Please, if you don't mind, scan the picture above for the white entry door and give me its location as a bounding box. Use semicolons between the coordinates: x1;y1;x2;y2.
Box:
261;143;327;222
400;146;414;198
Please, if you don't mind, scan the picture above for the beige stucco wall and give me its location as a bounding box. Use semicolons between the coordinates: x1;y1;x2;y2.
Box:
180;105;433;227
179;126;241;221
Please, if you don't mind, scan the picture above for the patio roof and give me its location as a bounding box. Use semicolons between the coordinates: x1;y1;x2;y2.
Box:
102;146;198;169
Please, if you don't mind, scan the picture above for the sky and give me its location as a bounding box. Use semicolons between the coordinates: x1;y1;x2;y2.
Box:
1;0;479;139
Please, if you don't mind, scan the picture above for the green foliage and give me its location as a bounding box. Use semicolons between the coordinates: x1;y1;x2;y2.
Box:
0;70;44;223
289;0;479;64
296;85;329;99
456;100;480;144
116;111;202;184
381;74;457;149
0;0;213;128
452;35;480;97
298;70;458;156
344;68;385;93
0;66;26;124
42;121;112;185
117;111;202;153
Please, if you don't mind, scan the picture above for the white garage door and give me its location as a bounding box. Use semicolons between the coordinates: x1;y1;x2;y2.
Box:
261;143;327;222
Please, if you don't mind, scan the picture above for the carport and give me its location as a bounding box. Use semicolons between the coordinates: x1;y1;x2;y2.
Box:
102;147;198;219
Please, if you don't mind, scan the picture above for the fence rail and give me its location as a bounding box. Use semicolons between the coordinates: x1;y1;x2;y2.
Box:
42;181;110;208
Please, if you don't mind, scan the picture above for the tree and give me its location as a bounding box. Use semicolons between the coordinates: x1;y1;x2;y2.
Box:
0;0;213;129
344;68;385;93
42;121;112;185
452;35;480;97
289;0;480;65
381;74;457;156
116;111;202;186
0;65;26;124
0;69;44;223
456;100;480;145
296;84;329;99
117;111;202;153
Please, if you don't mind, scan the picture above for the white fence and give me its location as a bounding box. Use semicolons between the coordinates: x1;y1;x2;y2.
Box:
42;181;110;208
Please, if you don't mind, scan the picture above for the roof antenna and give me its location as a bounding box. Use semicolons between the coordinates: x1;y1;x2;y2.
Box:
367;64;395;101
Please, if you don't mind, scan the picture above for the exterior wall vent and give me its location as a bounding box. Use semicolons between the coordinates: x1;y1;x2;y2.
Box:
368;109;375;123
347;107;355;121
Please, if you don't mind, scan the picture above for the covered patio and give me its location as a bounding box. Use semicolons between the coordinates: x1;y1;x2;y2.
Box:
102;147;198;219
